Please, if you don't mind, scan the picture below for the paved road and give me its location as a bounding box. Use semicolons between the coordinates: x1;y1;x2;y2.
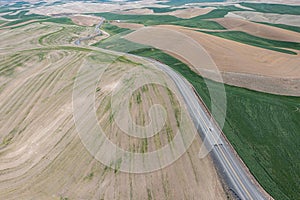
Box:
144;58;267;200
75;17;105;45
77;23;268;199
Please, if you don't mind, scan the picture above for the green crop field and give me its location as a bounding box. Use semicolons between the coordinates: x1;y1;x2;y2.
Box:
240;3;300;15
259;22;300;33
42;17;75;25
127;48;300;200
144;7;183;13
200;31;300;54
189;5;245;19
93;24;300;200
92;24;147;52
161;0;225;6
93;12;226;30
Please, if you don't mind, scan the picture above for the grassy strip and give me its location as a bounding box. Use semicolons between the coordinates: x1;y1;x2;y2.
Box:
0;15;48;27
131;48;300;200
171;20;226;30
200;31;299;54
144;7;184;13
240;2;300;15
190;5;244;19
1;17;75;29
41;17;75;25
1;10;31;19
94;12;225;30
94;12;178;25
93;27;300;199
101;23;131;35
161;0;225;6
92;24;149;52
258;22;300;33
0;7;13;13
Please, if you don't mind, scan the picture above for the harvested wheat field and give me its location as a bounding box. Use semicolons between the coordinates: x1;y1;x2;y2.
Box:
0;22;227;199
212;17;300;43
227;11;300;27
124;25;300;96
70;15;102;26
29;1;164;16
111;22;145;30
165;7;214;19
116;8;154;15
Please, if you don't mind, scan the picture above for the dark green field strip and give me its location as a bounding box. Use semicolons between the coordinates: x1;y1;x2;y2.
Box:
41;17;75;25
0;20;7;25
200;31;300;54
9;1;30;8
0;17;75;29
131;48;300;200
1;10;31;19
93;12;226;30
160;0;225;6
94;12;179;25
0;7;12;13
144;7;184;13
101;23;131;35
240;3;300;15
258;22;300;33
93;26;300;199
2;10;45;19
93;32;149;53
171;19;226;30
189;5;245;20
92;23;149;52
0;16;49;28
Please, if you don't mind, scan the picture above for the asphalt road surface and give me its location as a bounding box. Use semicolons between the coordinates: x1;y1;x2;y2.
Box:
80;27;268;199
75;17;105;45
145;58;267;200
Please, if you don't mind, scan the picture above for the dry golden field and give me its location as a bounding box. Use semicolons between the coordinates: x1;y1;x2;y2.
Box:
0;22;227;199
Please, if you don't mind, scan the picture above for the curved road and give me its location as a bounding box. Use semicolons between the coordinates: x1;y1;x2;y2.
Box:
76;19;269;199
144;58;268;200
75;17;105;45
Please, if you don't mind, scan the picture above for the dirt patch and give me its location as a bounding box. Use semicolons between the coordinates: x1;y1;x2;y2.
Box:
124;25;300;96
70;15;102;26
212;17;300;43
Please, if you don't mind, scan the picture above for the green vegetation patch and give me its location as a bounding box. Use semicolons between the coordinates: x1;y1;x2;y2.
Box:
189;5;245;20
0;15;48;27
130;48;300;200
200;31;300;54
92;24;149;52
0;16;75;28
42;17;75;25
145;7;184;13
1;10;30;19
171;19;225;30
258;22;300;33
101;23;130;35
93;27;300;199
95;12;179;25
240;3;300;15
160;0;225;6
94;12;225;30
